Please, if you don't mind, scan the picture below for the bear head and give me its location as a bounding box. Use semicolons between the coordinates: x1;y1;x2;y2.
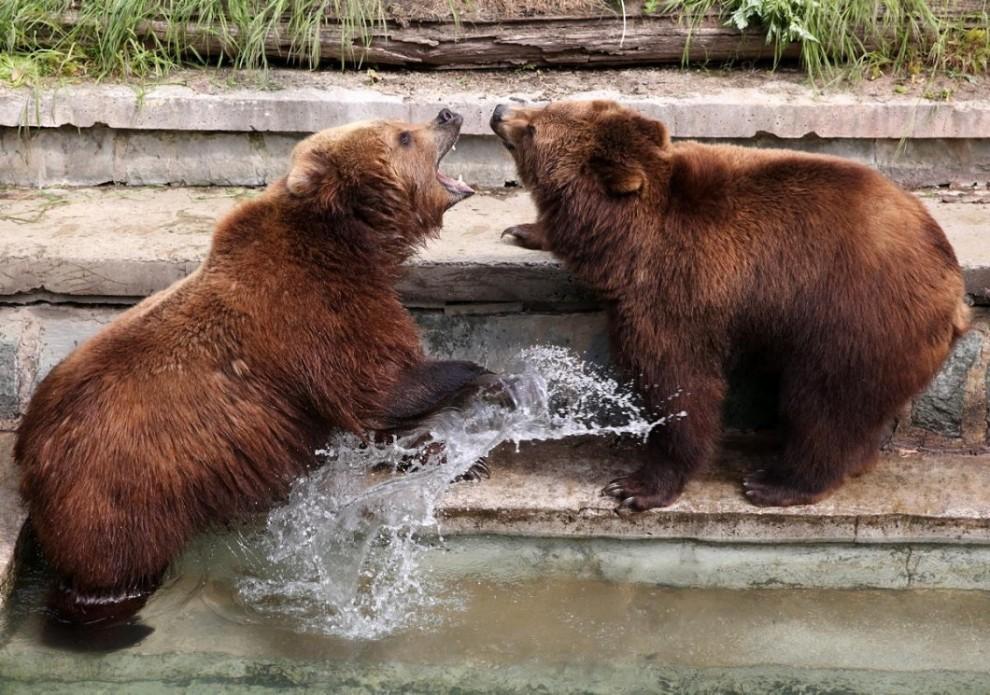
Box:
490;100;671;199
284;108;474;250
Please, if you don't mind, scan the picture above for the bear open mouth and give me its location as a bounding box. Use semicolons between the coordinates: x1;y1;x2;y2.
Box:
434;112;474;200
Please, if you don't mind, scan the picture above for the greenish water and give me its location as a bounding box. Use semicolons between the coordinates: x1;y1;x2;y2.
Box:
2;535;990;695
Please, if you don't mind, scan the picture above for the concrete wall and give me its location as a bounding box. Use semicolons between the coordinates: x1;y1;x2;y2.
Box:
2;303;987;449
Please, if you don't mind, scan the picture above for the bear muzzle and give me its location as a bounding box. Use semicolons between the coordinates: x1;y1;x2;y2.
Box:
433;108;474;203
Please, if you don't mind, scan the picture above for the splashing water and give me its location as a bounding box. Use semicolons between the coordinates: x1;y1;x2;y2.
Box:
234;346;683;639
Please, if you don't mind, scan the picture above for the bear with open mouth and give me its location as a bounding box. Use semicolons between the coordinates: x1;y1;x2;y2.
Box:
16;109;484;629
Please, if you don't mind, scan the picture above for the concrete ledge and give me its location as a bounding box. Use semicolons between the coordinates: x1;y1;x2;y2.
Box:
1;433;988;608
4;71;990;188
0;187;580;304
1;187;988;303
4;71;990;139
438;438;990;545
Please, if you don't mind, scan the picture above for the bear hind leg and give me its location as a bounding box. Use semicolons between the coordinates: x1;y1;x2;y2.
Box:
743;372;890;506
604;360;727;511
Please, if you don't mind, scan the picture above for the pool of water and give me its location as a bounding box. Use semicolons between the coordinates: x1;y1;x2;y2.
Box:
2;533;990;695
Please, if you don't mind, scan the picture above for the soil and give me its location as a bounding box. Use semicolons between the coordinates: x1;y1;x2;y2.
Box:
104;64;990;102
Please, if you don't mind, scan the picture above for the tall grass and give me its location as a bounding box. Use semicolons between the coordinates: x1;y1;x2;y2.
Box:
0;0;393;80
1;0;988;82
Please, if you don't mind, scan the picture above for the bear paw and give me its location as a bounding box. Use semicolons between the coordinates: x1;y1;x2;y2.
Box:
601;469;684;512
501;224;548;251
742;469;825;507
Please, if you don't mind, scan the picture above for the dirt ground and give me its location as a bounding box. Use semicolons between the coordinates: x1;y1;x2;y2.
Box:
90;63;990;102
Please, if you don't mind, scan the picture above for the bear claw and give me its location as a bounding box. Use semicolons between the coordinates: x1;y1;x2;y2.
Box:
601;472;683;511
601;481;625;497
453;458;491;483
501;225;546;251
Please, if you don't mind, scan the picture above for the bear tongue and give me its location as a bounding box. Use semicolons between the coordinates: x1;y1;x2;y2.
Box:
437;170;474;195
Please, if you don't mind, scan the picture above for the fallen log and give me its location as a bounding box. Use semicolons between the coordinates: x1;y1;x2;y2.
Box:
134;13;797;68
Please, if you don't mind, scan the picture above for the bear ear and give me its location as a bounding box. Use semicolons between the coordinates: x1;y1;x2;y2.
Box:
637;116;671;149
590;155;646;195
590;112;669;196
286;151;340;208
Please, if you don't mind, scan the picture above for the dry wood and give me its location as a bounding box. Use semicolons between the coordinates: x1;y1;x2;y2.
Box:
130;14;798;69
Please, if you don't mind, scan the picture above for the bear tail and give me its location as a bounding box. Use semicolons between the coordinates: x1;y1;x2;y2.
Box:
952;299;972;344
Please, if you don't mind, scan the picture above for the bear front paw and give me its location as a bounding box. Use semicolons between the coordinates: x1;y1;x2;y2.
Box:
501;224;548;251
601;468;684;512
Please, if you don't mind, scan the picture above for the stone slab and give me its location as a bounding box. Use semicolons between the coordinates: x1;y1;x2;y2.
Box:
3;69;990;139
1;187;987;303
438;437;990;544
0;433;25;608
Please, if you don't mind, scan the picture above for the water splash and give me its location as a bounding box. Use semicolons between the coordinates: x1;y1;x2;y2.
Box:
235;346;682;639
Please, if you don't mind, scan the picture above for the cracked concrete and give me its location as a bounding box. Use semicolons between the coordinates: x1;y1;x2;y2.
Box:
4;71;990;187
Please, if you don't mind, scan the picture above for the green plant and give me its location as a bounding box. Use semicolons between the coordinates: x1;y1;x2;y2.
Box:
660;0;990;82
729;0;819;60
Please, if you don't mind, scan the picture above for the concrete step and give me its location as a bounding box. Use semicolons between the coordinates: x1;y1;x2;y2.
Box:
0;187;570;305
3;431;990;616
440;436;990;548
1;187;989;448
2;186;988;304
3;68;990;188
0;434;21;608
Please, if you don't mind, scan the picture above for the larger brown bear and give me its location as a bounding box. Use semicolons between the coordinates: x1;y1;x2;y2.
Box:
492;100;968;511
16;109;484;627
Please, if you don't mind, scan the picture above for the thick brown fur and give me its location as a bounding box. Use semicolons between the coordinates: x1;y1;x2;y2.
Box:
16;110;481;627
492;100;969;511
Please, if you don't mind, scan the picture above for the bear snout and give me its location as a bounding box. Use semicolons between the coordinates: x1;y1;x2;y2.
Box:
490;103;510;130
435;108;460;126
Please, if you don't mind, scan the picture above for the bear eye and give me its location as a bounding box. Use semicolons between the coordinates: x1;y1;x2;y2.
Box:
399;131;412;146
526;124;536;136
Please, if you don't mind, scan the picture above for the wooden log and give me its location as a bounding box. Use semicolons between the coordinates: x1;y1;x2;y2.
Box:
129;14;799;68
57;1;990;70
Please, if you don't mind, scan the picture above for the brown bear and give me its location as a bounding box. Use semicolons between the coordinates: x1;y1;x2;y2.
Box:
16;109;486;628
491;99;969;511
